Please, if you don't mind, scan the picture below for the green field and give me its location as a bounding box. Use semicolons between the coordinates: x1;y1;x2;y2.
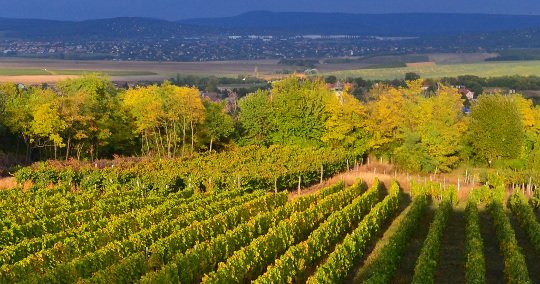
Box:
330;60;540;80
0;69;50;76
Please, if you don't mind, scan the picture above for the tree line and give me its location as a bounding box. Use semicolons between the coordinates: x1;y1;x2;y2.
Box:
1;74;540;174
0;74;233;162
339;74;540;103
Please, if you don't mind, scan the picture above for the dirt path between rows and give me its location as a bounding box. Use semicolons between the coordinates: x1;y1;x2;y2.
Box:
289;162;479;202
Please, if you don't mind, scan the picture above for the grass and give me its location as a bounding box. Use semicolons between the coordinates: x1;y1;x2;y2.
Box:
390;203;435;284
508;210;540;282
329;60;540;80
478;208;505;284
0;69;50;76
0;68;157;76
352;199;414;282
434;205;466;283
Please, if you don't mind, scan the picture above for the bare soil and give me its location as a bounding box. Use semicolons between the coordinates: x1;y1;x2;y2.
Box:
406;62;436;67
0;177;17;190
0;75;80;84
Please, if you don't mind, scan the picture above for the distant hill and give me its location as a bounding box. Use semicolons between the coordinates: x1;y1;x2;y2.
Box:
179;11;540;36
0;17;216;40
2;12;540;40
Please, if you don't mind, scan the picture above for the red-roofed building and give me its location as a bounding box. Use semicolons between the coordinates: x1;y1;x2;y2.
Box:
458;87;475;100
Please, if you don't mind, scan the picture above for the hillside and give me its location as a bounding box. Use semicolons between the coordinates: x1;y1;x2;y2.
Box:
2;12;540;40
179;11;540;36
0;17;217;40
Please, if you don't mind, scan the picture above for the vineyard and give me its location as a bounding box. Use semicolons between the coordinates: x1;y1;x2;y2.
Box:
2;163;540;283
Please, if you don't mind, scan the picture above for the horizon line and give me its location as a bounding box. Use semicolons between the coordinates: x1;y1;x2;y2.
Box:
1;10;540;22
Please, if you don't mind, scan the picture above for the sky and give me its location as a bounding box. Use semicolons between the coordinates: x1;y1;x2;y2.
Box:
0;0;539;20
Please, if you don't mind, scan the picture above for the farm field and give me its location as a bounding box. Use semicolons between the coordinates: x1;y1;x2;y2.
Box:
0;69;156;76
330;60;540;80
1;163;539;283
0;57;354;83
0;53;502;83
0;69;158;84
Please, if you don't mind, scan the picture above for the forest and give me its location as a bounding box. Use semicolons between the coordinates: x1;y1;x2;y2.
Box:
1;74;540;178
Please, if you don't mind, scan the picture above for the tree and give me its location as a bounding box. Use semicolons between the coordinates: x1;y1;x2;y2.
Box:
239;77;350;148
123;82;204;157
469;94;525;166
367;81;467;172
405;72;421;81
0;83;17;121
415;85;467;171
325;75;338;84
167;84;205;155
237;90;273;146
365;85;410;152
204;76;218;92
57;74;119;160
321;87;368;150
122;85;164;156
269;77;331;147
203;100;234;152
4;88;66;161
0;83;18;153
29;91;67;159
393;131;433;172
456;75;484;96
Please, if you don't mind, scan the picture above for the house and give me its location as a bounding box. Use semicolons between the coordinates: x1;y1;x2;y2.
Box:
458;87;475;100
201;92;221;102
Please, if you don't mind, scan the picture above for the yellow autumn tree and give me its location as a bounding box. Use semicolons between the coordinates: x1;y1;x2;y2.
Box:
56;74;118;160
367;81;467;172
322;87;368;150
122;82;204;157
365;84;412;152
415;85;468;172
162;82;205;156
4;88;66;160
122;85;165;156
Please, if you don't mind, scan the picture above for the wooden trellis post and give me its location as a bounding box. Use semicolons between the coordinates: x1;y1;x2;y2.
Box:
320;165;324;184
529;177;533;196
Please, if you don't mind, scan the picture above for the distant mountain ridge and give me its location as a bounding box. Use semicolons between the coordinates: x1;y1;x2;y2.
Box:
0;17;216;40
178;11;540;36
1;12;540;40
